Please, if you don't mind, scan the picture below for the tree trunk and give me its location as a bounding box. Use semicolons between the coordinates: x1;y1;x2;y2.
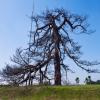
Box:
28;72;31;86
54;47;61;85
53;23;61;85
39;68;43;85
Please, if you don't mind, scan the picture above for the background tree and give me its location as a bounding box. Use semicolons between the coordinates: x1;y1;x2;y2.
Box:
1;48;52;86
85;76;94;84
0;64;23;86
75;77;80;84
1;48;35;86
85;77;88;84
88;76;92;83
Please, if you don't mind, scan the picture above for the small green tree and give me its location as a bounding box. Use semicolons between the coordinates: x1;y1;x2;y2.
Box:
88;76;91;82
75;77;80;84
85;76;92;84
85;77;88;84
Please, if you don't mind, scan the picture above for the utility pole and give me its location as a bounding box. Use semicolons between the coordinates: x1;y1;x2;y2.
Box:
28;0;35;86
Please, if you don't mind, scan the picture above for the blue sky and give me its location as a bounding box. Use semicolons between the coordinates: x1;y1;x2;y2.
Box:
0;0;100;84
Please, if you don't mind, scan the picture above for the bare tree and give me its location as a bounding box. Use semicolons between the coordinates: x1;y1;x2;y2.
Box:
1;64;23;86
10;48;39;86
28;8;99;85
1;8;100;86
8;48;51;85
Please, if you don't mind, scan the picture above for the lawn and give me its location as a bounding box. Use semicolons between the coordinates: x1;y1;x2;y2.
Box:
0;85;100;100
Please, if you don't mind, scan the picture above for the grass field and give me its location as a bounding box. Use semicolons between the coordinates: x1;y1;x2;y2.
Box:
0;85;100;100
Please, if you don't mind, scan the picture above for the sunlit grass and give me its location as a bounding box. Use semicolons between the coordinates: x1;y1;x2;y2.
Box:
0;85;100;100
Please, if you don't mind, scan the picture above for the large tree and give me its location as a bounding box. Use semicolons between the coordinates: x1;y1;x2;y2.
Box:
1;8;99;86
28;8;99;85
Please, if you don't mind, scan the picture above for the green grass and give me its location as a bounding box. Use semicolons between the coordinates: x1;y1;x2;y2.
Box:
0;85;100;100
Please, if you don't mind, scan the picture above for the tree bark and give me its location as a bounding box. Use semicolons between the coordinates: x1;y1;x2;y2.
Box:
54;48;61;85
39;68;43;85
53;23;61;85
